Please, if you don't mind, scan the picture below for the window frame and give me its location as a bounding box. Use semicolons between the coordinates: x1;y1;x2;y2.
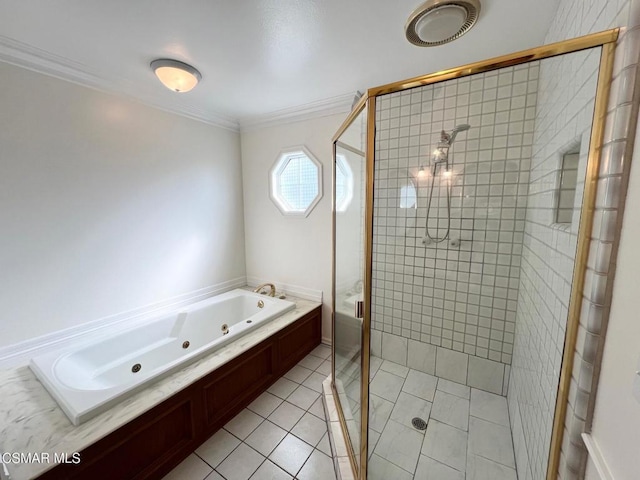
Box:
269;146;323;217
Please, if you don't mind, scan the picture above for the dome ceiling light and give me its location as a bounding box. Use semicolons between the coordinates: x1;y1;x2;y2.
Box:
150;59;201;93
405;0;481;47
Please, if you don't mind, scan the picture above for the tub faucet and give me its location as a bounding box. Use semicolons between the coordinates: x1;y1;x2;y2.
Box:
253;283;276;297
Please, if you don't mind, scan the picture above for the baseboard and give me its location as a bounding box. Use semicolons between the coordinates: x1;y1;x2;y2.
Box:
582;433;614;480
246;277;323;303
372;329;507;395
0;277;247;368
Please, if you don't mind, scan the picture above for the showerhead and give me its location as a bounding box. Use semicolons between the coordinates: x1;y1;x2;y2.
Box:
452;123;471;133
432;123;472;167
447;124;471;144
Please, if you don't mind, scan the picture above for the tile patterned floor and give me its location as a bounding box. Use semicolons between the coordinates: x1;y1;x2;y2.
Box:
163;348;517;480
368;356;518;480
163;344;337;480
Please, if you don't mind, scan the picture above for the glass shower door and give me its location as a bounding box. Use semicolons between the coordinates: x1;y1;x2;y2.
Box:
332;102;368;475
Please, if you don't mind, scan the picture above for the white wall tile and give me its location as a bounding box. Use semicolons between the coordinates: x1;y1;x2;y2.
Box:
371;67;538;366
381;332;408;365
467;356;505;395
436;347;469;384
508;1;639;478
407;338;436;374
367;5;639;480
371;329;382;357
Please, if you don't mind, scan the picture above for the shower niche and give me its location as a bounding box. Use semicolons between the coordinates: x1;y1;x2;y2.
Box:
331;30;617;480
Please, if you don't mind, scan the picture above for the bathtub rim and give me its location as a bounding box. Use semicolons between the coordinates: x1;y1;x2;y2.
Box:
29;288;296;425
0;296;321;480
49;290;292;392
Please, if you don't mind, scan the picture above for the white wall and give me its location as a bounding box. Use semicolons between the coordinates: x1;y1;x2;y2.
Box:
586;109;640;480
241;114;346;343
0;62;246;348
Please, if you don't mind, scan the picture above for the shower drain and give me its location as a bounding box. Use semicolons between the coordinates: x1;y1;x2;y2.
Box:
411;417;427;431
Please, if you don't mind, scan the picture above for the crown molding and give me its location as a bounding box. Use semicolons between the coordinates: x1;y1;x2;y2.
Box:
0;35;240;131
239;93;355;132
0;35;357;134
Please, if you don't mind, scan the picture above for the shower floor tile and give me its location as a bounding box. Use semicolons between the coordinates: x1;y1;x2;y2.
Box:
430;390;470;431
390;392;432;430
416;455;464;480
370;356;517;479
375;419;423;473
369;370;404;402
163;351;516;480
421;419;468;472
162;347;336;480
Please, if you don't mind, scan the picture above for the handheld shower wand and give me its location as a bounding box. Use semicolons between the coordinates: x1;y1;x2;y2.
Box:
445;123;471;143
431;124;471;172
422;124;471;244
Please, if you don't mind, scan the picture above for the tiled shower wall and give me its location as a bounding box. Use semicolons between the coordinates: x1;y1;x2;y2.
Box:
370;65;539;392
502;0;640;479
544;1;640;479
508;48;600;480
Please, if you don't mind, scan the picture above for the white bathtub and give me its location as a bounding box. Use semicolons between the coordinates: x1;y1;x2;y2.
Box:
30;289;295;425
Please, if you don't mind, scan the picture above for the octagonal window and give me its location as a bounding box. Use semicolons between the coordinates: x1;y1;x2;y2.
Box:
270;147;323;217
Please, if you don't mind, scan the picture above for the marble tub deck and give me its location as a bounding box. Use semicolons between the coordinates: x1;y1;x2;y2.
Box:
0;297;320;480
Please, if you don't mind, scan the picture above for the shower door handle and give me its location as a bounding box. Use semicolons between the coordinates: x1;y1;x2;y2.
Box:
355;301;364;319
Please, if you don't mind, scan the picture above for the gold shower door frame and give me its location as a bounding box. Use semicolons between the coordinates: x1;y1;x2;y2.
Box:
331;28;618;480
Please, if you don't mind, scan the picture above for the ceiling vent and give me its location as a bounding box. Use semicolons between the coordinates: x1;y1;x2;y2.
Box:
405;0;481;47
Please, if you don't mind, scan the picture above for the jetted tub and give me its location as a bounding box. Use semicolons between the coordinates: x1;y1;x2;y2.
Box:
30;289;295;425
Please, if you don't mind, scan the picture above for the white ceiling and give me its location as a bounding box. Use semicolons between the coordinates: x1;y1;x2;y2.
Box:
0;0;560;128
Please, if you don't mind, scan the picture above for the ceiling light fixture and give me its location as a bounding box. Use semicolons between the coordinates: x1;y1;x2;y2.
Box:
151;59;201;93
405;0;481;47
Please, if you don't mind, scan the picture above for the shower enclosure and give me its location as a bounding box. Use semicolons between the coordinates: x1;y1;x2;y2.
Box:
332;30;617;480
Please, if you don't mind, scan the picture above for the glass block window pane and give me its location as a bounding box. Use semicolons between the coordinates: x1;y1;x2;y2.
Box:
279;153;318;210
270;148;322;217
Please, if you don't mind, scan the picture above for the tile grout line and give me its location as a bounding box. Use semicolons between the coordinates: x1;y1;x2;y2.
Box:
252;356;332;477
188;350;333;480
413;375;439;477
370;357;518;478
370;360;441;476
